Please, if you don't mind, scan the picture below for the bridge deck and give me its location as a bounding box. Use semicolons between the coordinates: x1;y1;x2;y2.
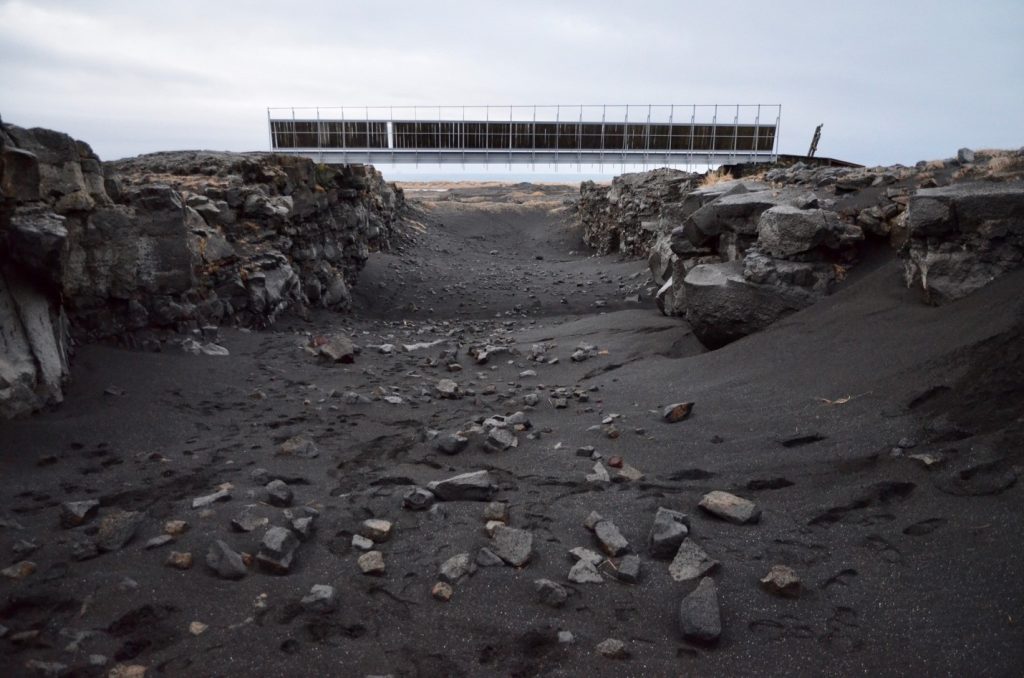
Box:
267;105;781;166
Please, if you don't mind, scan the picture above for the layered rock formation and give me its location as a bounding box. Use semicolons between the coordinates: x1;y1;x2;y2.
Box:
0;125;72;417
578;151;1024;347
904;181;1024;304
579;169;700;258
0;122;406;417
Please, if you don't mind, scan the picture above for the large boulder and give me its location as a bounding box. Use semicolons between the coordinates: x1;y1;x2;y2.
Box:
904;182;1024;304
756;205;863;258
683;260;815;348
684;189;789;246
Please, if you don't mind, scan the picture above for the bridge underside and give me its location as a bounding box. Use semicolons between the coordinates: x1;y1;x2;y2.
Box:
267;106;781;166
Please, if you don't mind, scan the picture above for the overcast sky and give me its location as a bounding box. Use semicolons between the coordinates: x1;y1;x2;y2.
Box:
1;0;1022;172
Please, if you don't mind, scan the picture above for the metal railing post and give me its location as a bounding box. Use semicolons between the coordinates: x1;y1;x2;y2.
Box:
267;108;273;151
667;104;674;167
644;104;651;169
532;105;536;169
689;105;695;171
774;105;781;163
622;104;629;167
509;105;514;168
316;107;322;162
752;104;760;162
599;104;606;171
710;105;718;169
732;104;739;164
290;107;297;149
555;104;560;167
341;107;348;163
577;104;583;170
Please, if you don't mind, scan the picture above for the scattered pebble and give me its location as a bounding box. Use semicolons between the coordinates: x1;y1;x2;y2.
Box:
358;550;386;575
699;490;761;524
761;564;801;597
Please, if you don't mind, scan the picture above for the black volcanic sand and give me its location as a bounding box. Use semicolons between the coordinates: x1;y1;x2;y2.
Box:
1;185;1022;677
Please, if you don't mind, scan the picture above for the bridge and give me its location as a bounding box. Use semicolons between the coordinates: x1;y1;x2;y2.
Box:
267;104;780;168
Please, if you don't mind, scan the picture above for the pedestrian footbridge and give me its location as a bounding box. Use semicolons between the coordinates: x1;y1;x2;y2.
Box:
267;104;780;168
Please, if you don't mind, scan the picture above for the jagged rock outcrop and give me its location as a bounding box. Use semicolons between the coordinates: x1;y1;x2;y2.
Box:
98;150;405;333
579;149;1024;347
0;122;406;417
672;182;862;346
904;181;1024;304
579;169;700;258
1;121;72;418
576;164;927;347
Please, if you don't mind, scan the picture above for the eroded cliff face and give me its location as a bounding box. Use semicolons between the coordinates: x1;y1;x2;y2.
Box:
0;123;407;417
1;124;73;417
577;151;1024;347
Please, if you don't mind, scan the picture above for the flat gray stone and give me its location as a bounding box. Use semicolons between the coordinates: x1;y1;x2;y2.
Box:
669;539;719;583
358;550;385;575
568;559;604;584
484;427;518;452
594;520;630;556
402;487;436;511
95;510;143;552
648;507;690;559
427;470;497;502
492;525;533;567
278;436;319;458
439;553;476;583
192;488;231;509
301;584;337;612
761;564;801;598
678;576;721;644
144;534;174;550
60;500;99;528
256;526;300;573
596;637;630;659
615;554;642;583
265;479;293;507
476;547;504;567
534;578;569;608
435;433;469;455
569;546;604;565
435;378;462;399
699;490;761;524
360;518;393;543
206;540;247;580
230;507;269;532
483;501;508;522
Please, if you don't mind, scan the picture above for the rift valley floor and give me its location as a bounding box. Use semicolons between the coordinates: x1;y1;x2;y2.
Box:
1;184;1022;677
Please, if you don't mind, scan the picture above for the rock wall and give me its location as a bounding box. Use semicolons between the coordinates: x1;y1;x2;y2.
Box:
578;149;1024;347
579;169;700;258
0;121;72;418
904;180;1024;304
0;122;406;417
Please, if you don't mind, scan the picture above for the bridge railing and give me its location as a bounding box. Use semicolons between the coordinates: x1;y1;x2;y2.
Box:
266;104;781;167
